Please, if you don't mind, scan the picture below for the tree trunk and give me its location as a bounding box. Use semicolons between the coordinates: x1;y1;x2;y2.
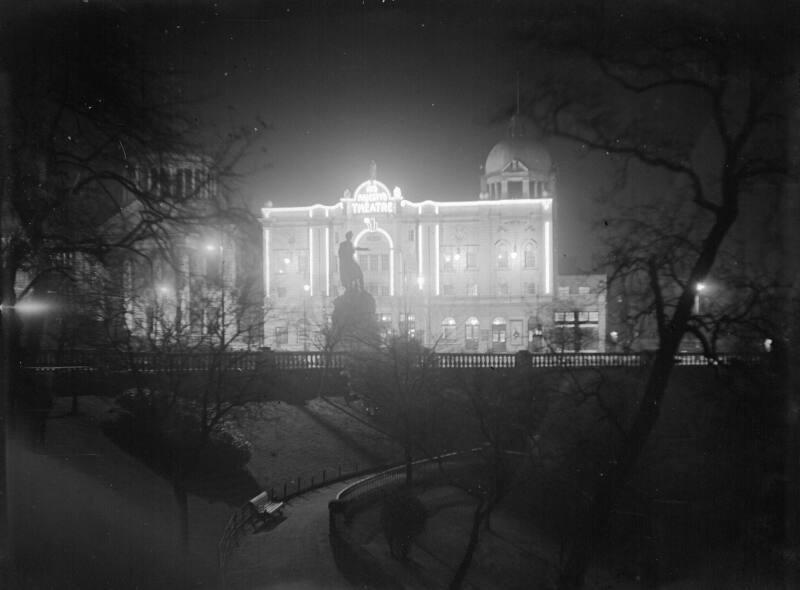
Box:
449;497;487;590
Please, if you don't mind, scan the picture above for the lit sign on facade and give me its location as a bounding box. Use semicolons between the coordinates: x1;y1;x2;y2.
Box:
347;180;397;216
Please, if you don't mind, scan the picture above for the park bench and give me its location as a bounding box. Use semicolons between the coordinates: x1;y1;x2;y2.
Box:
248;491;284;531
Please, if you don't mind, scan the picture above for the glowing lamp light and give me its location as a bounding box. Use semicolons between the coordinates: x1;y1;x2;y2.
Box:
1;300;49;314
205;243;216;252
283;257;291;265
696;282;706;293
453;251;461;261
416;276;425;289
610;330;619;343
157;284;170;295
764;338;773;353
303;284;310;293
510;250;518;260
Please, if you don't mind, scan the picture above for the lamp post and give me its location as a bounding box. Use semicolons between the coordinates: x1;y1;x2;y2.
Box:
302;284;310;351
206;242;225;342
694;282;706;314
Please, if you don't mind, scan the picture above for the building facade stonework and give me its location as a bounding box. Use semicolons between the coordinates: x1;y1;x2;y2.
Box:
261;137;606;353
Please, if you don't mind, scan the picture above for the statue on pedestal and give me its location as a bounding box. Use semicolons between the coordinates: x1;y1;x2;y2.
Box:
338;231;368;292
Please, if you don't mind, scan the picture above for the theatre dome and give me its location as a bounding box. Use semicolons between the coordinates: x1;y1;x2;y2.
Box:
484;137;552;175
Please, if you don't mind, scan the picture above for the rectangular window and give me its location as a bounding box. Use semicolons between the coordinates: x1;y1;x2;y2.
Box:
275;326;288;345
554;311;574;324
466;283;478;297
408;229;415;242
465;245;478;270
525;282;537;295
496;282;509;296
578;286;591;295
381;254;389;271
442;283;454;296
558;286;570;297
400;313;416;338
298;253;307;274
442;248;455;272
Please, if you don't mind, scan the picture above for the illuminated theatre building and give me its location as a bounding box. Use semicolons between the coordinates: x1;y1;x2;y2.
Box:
261;138;607;353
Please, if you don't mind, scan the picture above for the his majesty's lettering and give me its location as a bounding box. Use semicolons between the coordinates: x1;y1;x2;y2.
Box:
347;180;397;216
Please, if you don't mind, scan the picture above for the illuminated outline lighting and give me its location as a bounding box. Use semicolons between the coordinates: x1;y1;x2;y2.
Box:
262;198;550;220
545;221;552;294
435;224;440;296
263;228;270;343
354;227;395;296
417;223;423;291
325;226;330;296
308;226;314;296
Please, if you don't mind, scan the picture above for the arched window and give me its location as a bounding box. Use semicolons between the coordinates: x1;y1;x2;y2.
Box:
465;317;480;350
523;241;537;269
441;317;457;340
495;240;510;269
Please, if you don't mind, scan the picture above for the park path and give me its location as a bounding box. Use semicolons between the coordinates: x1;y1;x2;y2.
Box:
223;482;356;590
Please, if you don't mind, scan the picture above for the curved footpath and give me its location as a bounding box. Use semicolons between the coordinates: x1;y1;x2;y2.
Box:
223;482;358;590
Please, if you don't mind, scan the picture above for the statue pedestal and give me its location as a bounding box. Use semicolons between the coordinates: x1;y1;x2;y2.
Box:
330;288;379;349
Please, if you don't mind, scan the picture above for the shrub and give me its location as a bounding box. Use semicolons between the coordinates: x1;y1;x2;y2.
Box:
380;489;428;560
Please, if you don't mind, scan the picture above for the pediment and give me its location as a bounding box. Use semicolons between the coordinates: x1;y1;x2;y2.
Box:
501;159;530;174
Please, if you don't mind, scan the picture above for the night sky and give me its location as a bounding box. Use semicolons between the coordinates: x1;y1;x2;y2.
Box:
13;0;717;270
142;0;615;269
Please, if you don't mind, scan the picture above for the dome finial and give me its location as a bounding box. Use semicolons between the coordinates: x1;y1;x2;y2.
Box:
369;160;377;181
509;71;525;138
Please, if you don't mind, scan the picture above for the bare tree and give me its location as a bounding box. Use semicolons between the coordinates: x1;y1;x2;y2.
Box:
105;251;271;553
518;3;792;587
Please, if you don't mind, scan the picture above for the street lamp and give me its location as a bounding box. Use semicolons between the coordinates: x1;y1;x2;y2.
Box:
302;284;310;351
205;241;225;341
694;282;706;314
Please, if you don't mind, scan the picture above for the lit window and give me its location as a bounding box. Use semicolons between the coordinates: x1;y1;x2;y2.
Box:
496;240;510;269
381;254;389;271
525;282;537;295
400;313;416;338
466;283;478;297
465;317;480;349
408;229;415;242
491;317;507;343
496;282;509;296
441;317;456;340
524;241;537;269
554;311;574;323
558;286;570;297
274;326;288;345
578;286;591;295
